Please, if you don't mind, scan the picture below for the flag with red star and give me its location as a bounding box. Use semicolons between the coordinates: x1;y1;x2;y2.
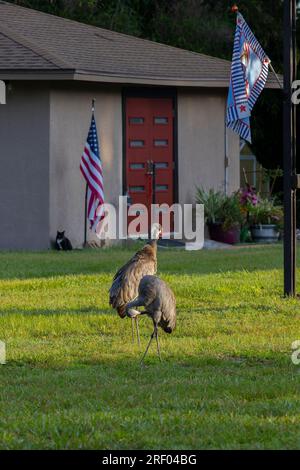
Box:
226;12;270;143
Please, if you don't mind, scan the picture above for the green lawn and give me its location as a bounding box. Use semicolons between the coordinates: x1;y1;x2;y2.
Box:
0;245;300;449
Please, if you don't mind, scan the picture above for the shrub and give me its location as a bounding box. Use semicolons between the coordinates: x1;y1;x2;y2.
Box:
247;198;283;228
195;187;243;230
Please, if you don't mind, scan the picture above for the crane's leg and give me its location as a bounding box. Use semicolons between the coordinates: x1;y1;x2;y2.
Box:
155;328;162;362
131;317;135;344
126;297;144;346
140;328;155;365
130;317;140;346
140;322;160;365
135;317;141;347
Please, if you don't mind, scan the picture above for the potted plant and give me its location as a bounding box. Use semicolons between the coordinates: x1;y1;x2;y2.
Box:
248;198;283;243
239;184;259;242
196;187;242;244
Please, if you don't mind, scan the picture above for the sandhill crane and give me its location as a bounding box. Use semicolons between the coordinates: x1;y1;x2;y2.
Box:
126;275;176;363
109;224;162;344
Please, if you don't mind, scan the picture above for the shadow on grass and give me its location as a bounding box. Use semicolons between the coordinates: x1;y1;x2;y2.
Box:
2;349;293;374
1;305;257;317
0;244;287;280
0;306;113;316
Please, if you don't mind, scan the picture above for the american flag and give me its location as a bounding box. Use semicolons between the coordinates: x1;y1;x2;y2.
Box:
80;113;105;231
226;12;270;143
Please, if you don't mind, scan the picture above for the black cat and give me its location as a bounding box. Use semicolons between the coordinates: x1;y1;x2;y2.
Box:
55;231;73;251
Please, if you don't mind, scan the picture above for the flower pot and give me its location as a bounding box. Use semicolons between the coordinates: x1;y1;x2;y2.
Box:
208;223;240;245
250;224;279;243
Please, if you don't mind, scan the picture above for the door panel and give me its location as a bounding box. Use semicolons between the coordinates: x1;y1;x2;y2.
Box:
126;97;174;235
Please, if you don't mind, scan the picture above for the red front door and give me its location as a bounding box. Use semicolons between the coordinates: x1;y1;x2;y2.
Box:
125;97;174;235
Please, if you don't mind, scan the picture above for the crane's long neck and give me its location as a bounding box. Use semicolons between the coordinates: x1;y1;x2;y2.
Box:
147;239;158;252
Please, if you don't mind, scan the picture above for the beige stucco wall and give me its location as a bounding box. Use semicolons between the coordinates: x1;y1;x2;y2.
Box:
49;83;123;248
0;82;50;250
177;88;240;204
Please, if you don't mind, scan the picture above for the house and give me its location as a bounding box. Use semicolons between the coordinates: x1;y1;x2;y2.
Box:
0;1;279;249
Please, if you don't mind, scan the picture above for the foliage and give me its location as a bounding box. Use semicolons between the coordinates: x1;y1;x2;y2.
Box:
196;186;243;230
195;187;225;225
247;197;283;227
0;247;300;449
239;184;283;229
221;192;244;230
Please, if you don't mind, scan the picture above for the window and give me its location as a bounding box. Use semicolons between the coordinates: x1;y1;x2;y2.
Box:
129;117;144;124
130;163;145;170
130;140;144;148
154;139;168;147
130;186;145;192
154;117;168;124
155;162;168;169
156;184;168;191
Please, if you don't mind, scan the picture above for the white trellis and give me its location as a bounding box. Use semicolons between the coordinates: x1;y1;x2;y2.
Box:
0;80;6;104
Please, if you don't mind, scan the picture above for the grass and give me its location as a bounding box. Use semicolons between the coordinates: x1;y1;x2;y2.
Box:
0;244;300;449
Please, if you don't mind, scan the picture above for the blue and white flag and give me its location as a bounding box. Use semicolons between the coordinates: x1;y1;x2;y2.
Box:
226;12;270;143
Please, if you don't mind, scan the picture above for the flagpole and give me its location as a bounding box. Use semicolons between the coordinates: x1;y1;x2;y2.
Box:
283;0;297;296
84;184;88;246
224;106;229;195
269;63;284;90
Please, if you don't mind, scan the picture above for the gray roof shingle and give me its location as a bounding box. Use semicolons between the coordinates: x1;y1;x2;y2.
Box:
0;1;281;87
0;32;59;69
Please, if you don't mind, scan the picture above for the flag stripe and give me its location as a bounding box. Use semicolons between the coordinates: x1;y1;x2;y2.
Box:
81;151;104;193
80;159;104;201
85;144;104;175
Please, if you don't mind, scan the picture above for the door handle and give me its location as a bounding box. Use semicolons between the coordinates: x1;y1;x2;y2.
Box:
146;160;154;175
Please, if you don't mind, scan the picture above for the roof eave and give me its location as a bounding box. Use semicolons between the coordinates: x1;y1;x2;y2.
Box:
0;69;76;80
74;72;282;89
74;71;231;87
0;69;282;89
0;69;232;87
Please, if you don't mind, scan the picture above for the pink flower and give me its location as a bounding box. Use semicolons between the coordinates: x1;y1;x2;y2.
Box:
239;185;259;207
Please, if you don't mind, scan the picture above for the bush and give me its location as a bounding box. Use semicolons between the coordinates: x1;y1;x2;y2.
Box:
195;187;243;230
247;198;283;228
